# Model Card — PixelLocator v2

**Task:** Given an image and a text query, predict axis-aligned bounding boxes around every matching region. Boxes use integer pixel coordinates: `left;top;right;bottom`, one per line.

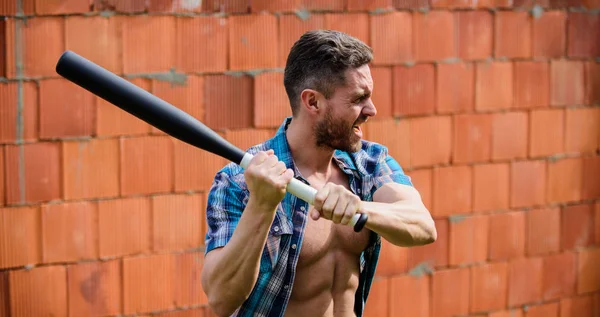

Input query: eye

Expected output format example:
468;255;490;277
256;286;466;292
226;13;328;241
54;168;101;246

354;95;366;104
354;94;370;104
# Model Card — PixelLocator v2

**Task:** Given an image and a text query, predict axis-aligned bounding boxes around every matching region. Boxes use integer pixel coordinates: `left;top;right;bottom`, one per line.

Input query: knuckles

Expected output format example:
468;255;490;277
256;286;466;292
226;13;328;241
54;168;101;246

250;151;277;165
252;151;268;162
315;183;360;207
314;193;327;206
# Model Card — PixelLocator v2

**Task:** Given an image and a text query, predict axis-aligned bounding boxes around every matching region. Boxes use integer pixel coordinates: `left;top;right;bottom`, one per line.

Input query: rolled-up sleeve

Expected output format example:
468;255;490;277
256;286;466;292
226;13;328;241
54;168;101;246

204;170;247;255
372;149;413;192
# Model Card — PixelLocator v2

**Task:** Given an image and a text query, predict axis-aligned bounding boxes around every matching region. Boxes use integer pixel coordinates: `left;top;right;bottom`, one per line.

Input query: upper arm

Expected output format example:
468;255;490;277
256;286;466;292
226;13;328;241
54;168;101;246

373;182;424;205
202;170;246;290
367;147;436;244
370;149;424;206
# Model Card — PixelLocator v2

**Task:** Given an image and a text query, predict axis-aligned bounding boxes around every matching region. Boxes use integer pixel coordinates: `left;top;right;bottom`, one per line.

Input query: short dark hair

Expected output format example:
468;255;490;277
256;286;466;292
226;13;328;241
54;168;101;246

283;30;373;116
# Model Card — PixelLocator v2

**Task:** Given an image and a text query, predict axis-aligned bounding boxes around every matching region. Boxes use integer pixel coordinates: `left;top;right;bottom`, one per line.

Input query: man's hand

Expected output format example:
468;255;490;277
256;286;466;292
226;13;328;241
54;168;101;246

312;183;362;225
244;149;295;210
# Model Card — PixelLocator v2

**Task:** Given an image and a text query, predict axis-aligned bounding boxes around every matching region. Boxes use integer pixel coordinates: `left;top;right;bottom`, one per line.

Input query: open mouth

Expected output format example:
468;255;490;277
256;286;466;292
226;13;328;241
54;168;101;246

353;118;367;132
353;118;367;136
352;125;362;137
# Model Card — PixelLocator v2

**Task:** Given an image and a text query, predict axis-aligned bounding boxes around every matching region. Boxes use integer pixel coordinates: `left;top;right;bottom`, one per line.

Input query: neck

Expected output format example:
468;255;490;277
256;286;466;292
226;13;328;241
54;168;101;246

285;116;335;180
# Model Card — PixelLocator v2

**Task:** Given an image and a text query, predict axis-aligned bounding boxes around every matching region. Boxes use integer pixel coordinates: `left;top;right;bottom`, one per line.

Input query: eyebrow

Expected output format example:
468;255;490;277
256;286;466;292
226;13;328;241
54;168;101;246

351;90;371;100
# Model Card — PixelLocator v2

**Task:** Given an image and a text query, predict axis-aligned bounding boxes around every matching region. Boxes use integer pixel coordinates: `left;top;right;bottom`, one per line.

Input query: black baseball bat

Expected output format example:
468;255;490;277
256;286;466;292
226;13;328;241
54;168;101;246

54;50;368;232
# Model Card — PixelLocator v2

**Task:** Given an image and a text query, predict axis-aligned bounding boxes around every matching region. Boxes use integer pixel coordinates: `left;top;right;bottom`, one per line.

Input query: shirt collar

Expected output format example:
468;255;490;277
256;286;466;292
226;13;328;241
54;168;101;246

267;117;299;173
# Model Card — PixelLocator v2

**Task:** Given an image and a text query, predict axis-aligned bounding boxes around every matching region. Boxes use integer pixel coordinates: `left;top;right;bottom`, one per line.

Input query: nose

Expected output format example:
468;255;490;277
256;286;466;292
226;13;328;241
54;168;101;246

363;98;377;117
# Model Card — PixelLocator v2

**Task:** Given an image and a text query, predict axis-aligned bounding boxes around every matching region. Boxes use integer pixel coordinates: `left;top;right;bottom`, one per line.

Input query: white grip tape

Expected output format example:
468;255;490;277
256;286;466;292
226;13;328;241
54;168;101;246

240;152;254;169
240;152;362;228
286;177;317;205
349;213;361;227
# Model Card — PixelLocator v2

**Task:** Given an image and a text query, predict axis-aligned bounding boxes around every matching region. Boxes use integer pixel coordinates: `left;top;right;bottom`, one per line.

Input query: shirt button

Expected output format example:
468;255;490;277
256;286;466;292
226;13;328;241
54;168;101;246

300;206;305;211
292;244;297;249
274;226;279;232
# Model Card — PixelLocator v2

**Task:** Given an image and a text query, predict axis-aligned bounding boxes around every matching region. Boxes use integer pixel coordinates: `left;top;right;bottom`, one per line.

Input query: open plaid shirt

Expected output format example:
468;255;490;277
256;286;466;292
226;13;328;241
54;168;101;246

205;117;413;317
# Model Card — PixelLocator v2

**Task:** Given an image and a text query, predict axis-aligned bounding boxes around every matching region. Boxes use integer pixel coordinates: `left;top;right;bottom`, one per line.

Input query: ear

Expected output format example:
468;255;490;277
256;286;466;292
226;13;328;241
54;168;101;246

299;89;321;114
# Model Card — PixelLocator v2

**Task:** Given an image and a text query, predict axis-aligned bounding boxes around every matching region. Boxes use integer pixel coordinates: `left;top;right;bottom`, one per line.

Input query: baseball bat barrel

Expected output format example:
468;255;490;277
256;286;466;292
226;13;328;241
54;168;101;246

55;50;368;232
55;50;246;165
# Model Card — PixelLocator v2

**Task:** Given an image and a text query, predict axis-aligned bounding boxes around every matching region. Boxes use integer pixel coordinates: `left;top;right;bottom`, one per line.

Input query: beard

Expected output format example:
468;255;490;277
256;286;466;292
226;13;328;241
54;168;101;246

314;107;363;153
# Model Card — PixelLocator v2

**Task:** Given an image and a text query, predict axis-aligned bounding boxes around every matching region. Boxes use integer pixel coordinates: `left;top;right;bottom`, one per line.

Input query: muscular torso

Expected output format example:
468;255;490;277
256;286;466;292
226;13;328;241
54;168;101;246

284;165;371;317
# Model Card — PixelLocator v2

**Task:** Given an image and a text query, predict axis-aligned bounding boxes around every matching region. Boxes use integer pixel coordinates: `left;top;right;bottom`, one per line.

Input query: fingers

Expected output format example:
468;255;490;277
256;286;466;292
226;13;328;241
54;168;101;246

250;149;274;161
275;168;294;189
314;183;361;225
281;168;294;180
331;198;349;224
248;150;272;170
262;153;279;169
243;150;294;208
314;185;330;212
245;150;291;187
321;190;339;221
249;151;267;165
249;150;283;172
310;208;321;221
340;197;360;225
274;161;287;175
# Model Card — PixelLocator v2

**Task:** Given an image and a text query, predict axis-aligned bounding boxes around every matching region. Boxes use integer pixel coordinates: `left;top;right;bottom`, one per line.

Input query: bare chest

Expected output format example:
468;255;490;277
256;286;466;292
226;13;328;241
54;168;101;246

296;169;370;268
286;165;370;309
297;213;370;268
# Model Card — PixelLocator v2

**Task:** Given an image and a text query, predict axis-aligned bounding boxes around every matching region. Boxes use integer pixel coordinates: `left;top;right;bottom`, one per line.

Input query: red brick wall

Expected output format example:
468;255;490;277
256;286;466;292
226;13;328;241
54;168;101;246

1;1;599;317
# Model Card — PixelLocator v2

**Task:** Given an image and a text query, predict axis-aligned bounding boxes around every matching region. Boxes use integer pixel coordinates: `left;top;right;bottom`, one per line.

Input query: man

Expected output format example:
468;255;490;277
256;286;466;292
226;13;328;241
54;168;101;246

200;30;437;317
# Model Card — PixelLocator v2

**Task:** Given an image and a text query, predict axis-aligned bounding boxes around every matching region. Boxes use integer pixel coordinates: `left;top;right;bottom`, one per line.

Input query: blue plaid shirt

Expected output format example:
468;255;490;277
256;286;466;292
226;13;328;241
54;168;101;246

205;117;413;317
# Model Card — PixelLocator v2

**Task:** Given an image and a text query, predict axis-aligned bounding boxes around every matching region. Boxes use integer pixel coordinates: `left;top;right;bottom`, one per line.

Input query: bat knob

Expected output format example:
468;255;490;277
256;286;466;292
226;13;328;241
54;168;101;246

353;213;368;232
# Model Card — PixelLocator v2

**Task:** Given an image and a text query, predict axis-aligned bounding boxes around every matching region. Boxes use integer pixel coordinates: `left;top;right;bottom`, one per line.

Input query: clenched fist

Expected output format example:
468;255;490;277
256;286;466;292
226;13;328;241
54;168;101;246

311;183;362;225
244;149;295;210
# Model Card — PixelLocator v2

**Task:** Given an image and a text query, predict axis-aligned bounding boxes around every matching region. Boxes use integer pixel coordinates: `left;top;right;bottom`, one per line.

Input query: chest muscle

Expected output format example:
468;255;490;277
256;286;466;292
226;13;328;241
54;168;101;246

296;169;370;268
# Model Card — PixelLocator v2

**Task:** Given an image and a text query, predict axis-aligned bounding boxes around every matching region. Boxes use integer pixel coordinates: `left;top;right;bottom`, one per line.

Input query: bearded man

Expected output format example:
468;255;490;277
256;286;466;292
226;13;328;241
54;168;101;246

201;30;437;317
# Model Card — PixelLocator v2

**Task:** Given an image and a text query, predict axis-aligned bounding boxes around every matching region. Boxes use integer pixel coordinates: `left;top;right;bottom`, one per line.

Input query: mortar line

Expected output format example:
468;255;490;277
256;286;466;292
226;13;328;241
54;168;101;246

15;0;25;203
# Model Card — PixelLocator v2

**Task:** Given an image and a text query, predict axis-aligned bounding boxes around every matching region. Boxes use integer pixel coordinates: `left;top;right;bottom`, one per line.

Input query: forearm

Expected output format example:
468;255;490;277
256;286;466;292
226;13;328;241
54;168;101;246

203;199;277;315
361;200;437;247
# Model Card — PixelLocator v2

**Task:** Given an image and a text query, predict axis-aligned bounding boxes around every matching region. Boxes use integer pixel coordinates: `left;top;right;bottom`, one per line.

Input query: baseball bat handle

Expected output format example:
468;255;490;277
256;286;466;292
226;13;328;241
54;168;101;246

240;153;367;232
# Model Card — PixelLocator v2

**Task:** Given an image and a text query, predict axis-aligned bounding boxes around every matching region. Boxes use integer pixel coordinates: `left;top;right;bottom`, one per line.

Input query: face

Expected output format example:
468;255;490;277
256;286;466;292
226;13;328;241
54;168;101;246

314;64;377;153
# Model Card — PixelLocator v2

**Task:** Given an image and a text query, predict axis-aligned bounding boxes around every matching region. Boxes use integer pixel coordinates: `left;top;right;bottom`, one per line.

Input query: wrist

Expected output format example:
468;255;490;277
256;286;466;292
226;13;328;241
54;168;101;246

247;197;279;214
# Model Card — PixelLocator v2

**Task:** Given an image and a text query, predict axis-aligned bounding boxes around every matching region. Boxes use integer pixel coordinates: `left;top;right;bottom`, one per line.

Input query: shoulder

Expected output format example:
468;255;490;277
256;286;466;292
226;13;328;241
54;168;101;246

335;140;392;174
357;139;390;160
